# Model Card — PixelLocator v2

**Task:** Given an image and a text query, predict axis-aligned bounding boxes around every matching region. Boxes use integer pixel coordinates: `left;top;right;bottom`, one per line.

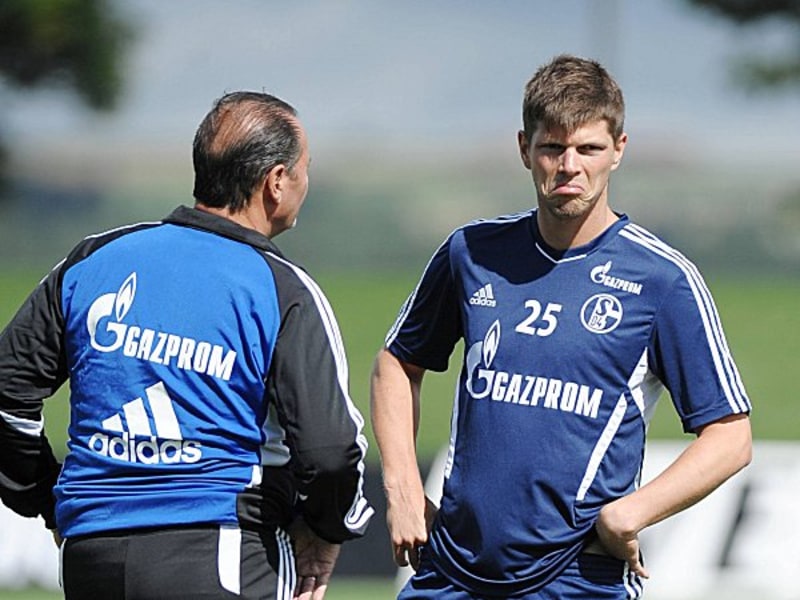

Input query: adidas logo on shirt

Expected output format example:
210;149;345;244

469;283;497;307
88;381;202;464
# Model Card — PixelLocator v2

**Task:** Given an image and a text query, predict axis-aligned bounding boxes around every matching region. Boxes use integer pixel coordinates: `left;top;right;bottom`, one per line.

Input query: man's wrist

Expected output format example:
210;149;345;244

599;496;642;538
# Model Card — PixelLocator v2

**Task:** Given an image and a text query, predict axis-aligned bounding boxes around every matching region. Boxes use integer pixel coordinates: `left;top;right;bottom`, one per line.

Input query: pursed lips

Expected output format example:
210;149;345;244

552;180;584;195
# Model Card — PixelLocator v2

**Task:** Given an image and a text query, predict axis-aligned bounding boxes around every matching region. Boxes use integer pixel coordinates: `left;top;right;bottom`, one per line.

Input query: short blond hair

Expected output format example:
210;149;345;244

522;54;625;142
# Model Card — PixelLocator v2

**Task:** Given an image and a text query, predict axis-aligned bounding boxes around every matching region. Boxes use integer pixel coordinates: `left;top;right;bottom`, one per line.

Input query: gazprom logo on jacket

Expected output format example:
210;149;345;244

86;272;237;381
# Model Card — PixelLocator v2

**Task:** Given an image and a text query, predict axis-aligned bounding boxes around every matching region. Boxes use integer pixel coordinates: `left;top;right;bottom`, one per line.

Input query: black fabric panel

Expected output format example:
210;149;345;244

263;254;371;543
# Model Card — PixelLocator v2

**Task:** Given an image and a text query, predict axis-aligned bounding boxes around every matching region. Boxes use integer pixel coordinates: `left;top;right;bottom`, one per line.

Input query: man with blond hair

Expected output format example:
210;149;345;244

371;55;752;599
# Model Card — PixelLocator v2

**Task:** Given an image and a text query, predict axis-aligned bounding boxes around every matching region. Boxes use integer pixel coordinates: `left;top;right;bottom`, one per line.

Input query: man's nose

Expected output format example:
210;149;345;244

558;148;580;174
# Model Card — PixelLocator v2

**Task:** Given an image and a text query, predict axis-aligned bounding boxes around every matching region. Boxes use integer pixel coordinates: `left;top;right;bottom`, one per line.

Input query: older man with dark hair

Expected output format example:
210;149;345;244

0;91;373;600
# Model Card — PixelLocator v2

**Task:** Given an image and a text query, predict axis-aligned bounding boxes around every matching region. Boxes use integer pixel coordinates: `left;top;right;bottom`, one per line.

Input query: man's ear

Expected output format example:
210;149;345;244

264;164;288;204
517;130;532;170
611;133;628;171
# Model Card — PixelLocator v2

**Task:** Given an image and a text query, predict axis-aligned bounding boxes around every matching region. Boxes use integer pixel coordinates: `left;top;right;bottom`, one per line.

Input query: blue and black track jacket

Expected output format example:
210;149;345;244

0;205;373;542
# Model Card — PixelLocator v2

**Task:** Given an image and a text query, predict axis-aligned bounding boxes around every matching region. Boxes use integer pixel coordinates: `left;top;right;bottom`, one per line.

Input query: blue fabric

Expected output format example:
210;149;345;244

55;224;281;536
387;210;750;596
399;550;641;599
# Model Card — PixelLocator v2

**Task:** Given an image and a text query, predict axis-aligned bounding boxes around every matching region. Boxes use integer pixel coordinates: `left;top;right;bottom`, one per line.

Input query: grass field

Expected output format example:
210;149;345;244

0;577;397;599
1;268;798;461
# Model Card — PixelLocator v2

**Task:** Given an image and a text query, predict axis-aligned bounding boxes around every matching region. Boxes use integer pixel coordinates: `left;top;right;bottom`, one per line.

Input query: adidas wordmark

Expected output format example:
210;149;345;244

88;381;202;464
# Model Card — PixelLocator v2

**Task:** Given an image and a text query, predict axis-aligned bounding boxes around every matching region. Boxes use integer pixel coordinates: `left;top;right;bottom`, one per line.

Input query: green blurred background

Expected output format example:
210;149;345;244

2;270;799;463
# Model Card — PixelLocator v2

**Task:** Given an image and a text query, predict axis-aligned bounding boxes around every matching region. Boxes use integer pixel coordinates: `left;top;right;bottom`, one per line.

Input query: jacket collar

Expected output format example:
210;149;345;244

163;205;284;256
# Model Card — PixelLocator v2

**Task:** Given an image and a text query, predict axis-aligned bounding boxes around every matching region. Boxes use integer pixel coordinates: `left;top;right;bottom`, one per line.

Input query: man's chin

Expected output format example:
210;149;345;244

542;196;590;219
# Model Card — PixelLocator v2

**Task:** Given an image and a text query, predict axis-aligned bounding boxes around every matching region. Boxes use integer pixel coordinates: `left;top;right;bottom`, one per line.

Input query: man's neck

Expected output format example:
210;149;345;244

195;202;274;238
536;205;619;250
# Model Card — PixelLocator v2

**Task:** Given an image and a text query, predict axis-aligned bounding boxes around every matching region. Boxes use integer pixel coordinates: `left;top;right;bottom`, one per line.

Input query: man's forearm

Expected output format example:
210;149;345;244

595;414;751;578
370;349;430;568
0;414;61;527
370;349;423;490
600;414;752;538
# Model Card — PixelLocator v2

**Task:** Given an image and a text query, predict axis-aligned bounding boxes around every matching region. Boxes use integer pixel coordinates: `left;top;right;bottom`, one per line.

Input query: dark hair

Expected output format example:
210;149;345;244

522;55;625;142
192;91;301;211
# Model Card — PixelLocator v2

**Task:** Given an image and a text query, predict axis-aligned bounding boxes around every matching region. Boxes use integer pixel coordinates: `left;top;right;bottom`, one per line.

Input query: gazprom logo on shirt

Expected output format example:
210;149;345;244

86;272;237;381
464;320;603;419
590;261;642;295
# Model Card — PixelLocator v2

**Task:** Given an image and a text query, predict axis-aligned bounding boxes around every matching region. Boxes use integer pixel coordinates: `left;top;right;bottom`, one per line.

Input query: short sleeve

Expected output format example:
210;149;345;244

648;273;751;433
386;235;462;372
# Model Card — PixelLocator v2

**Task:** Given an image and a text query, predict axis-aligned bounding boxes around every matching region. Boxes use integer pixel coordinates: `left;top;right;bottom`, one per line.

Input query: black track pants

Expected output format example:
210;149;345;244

61;525;296;600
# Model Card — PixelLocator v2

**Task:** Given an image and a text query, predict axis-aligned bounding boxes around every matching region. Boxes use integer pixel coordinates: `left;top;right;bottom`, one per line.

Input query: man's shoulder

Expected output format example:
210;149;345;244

448;210;533;249
459;210;533;232
62;219;165;269
616;220;699;277
259;251;331;307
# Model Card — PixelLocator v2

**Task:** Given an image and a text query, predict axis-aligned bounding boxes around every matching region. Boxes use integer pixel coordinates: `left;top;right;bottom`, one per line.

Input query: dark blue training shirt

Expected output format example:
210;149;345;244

387;210;750;596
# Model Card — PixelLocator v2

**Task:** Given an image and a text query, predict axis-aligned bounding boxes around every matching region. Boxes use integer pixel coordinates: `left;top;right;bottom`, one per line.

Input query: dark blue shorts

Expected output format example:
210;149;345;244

398;551;644;600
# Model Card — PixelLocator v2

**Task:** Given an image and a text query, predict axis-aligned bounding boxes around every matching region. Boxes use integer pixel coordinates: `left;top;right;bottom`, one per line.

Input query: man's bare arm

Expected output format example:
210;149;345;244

370;348;430;570
596;413;752;578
